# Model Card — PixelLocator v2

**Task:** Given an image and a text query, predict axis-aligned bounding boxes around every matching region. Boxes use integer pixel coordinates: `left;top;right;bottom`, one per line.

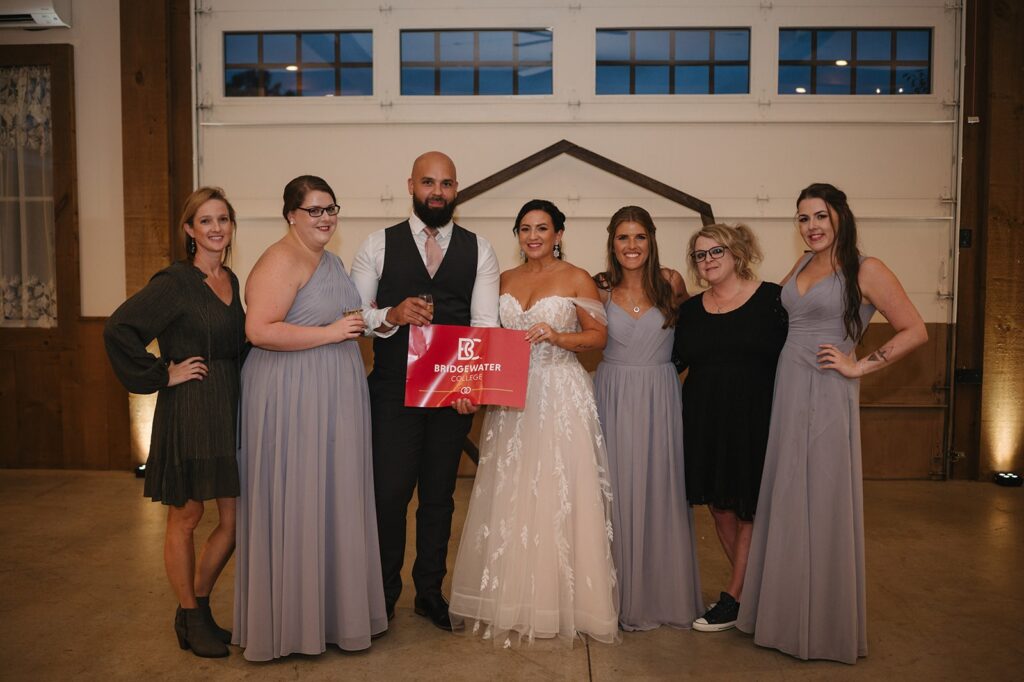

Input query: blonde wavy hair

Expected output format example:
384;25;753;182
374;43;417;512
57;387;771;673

686;222;762;288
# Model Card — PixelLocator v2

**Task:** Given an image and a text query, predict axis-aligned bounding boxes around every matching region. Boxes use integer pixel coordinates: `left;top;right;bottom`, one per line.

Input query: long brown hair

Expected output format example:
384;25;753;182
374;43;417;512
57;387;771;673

797;182;864;341
179;186;236;263
597;206;677;328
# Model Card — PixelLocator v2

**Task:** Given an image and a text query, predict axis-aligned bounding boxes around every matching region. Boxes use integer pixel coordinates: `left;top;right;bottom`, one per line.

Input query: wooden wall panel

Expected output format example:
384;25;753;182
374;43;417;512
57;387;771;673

862;408;945;480
120;0;180;295
118;0;194;281
949;0;1024;480
977;0;1024;478
859;323;949;406
858;322;949;478
101;332;133;471
75;319;131;470
14;351;62;468
0;321;128;471
0;353;17;467
59;344;85;468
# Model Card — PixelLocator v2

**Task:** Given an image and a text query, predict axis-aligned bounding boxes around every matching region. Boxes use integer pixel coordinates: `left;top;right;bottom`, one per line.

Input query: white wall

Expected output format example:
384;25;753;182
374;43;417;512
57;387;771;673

197;0;960;323
0;0;126;317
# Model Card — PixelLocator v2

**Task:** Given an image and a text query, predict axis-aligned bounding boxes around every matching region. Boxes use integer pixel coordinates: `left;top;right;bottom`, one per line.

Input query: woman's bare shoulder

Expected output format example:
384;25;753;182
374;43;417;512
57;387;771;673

500;264;525;287
249;239;308;290
565;264;600;298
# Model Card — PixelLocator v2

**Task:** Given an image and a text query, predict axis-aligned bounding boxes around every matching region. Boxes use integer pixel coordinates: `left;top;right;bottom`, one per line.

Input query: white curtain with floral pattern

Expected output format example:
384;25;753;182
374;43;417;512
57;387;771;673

0;64;57;327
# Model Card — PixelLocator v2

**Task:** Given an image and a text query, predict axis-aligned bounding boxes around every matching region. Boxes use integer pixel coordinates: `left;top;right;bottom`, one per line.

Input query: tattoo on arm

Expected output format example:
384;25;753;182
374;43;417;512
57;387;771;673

867;344;894;363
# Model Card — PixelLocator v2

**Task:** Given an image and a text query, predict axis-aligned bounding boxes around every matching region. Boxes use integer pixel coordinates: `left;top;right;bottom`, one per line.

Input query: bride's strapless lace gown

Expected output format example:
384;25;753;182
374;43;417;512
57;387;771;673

448;294;620;647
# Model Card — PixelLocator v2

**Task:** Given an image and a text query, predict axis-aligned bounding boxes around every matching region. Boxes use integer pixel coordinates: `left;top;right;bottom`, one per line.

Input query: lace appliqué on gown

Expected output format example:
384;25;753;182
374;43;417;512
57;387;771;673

448;295;620;648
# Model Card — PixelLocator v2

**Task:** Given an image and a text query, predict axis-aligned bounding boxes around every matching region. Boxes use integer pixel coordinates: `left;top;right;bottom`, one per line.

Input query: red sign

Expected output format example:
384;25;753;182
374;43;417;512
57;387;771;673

405;324;530;408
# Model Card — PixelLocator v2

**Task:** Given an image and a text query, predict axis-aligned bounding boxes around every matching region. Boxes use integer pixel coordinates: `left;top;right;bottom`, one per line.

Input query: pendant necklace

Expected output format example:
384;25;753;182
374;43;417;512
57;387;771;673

619;288;643;314
709;285;741;313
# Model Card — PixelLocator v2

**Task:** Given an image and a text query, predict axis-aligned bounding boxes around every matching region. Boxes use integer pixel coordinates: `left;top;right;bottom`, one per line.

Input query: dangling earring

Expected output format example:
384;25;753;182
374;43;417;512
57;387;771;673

519;249;526;261
186;235;196;257
553;243;561;259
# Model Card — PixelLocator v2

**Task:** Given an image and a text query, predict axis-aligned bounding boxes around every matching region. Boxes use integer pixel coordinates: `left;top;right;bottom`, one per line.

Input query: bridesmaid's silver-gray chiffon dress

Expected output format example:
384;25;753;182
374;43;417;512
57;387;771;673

738;254;875;664
233;253;387;661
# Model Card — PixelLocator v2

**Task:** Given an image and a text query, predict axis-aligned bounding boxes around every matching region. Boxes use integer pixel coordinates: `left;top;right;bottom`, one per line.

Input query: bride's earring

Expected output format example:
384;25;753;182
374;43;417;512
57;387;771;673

553;242;562;259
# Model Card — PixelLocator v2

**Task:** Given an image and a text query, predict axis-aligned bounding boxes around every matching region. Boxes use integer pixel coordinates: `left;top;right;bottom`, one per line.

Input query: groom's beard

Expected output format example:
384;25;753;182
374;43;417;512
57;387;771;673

413;195;456;228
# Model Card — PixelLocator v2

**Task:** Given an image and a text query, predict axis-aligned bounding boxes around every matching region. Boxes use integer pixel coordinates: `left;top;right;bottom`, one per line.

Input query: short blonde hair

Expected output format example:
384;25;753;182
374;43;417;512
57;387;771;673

686;223;762;287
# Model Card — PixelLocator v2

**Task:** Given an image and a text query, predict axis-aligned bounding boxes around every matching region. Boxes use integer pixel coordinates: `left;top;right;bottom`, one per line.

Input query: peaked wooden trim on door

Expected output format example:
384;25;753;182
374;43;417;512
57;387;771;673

455;139;716;225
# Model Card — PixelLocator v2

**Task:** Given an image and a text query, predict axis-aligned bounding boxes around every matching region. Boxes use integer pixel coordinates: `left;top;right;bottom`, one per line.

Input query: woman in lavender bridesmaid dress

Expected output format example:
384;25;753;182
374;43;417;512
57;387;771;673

737;183;927;664
592;206;703;631
234;176;387;661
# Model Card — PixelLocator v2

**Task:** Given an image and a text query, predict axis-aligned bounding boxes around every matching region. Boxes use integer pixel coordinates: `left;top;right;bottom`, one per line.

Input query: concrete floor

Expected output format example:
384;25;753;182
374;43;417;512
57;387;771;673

1;471;1021;681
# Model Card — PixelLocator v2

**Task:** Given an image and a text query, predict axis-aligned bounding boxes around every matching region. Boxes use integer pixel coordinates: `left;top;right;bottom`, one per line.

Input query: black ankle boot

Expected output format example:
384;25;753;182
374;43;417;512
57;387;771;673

174;606;229;658
196;596;231;644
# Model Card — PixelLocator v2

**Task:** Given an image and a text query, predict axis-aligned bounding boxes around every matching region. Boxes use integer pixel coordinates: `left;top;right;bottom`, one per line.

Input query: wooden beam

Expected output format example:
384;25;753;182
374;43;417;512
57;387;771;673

120;0;173;295
951;0;990;479
168;0;194;262
455;139;715;224
455;140;574;206
978;0;1024;478
120;0;194;292
562;142;715;224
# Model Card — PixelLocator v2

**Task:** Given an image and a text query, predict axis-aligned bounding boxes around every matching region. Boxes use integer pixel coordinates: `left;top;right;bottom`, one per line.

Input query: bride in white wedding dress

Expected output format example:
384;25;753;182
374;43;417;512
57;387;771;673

448;200;620;648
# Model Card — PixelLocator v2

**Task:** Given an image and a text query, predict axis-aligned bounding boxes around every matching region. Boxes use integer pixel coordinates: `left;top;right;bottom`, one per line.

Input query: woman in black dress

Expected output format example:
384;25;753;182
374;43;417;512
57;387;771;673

104;187;246;658
673;223;787;632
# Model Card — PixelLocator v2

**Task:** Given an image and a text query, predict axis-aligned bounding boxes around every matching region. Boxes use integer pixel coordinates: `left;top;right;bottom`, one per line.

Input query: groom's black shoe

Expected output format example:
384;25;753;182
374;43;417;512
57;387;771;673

385;600;395;621
414;593;458;631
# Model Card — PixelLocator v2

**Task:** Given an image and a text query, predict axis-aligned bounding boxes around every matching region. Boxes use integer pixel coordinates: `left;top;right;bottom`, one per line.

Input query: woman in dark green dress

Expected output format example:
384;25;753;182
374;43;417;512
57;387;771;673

104;187;246;658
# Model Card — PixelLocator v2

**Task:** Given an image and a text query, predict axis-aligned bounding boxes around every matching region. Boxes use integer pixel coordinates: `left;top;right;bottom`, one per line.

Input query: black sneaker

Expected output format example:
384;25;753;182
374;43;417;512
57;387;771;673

693;591;739;632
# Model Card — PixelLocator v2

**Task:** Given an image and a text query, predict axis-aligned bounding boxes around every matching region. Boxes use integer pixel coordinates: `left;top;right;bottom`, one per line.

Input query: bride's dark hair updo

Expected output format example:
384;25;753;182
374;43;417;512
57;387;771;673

513;199;567;260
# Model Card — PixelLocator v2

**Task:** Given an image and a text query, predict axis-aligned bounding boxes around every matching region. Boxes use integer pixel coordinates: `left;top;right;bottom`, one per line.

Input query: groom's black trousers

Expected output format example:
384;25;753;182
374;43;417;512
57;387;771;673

369;379;474;605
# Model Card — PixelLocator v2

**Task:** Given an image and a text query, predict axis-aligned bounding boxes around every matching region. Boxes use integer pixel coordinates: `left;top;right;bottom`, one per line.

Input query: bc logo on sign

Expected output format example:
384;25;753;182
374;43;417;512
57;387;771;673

457;337;481;361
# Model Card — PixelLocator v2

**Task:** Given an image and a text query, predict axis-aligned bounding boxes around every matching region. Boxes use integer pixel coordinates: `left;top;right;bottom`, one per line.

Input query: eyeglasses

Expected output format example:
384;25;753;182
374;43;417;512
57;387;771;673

690;245;728;263
296;204;340;218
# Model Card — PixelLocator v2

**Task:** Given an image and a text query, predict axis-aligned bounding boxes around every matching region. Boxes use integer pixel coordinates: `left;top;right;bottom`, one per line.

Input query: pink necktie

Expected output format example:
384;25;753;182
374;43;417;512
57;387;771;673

424;227;442;277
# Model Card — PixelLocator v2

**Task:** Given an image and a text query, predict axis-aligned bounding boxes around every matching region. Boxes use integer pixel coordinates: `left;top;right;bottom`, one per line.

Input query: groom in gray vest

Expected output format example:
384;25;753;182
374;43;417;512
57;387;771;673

350;151;499;630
